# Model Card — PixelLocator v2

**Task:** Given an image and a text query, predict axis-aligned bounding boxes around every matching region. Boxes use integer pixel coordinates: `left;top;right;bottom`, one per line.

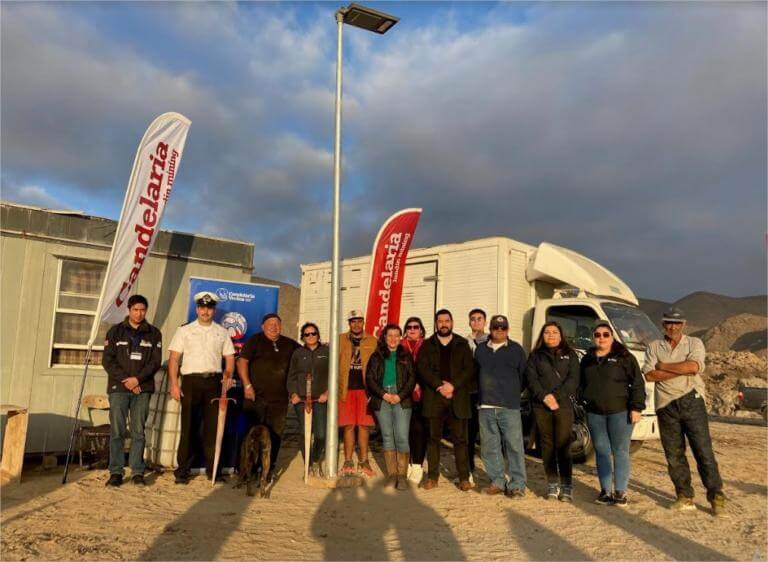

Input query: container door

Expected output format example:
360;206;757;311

398;261;438;334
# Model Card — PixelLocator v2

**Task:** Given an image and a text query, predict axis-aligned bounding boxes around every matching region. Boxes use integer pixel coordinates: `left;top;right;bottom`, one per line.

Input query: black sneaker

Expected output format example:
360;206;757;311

131;474;146;486
174;473;190;485
613;491;629;506
265;468;276;484
559;486;573;502
546;484;560;500
595;490;614;505
105;474;123;487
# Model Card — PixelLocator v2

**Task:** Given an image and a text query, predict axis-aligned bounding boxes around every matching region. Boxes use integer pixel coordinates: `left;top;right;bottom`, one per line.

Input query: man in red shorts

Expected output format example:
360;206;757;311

337;310;377;476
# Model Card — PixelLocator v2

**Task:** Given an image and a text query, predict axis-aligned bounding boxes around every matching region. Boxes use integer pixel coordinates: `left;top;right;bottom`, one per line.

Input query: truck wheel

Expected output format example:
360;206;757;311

629;440;644;454
571;420;594;464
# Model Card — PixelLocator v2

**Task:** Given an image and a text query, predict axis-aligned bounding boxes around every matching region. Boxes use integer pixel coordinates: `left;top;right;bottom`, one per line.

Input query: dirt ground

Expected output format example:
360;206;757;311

2;421;766;561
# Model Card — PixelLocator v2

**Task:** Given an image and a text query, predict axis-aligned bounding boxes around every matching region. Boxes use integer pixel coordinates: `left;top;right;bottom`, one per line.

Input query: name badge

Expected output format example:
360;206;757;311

130;352;143;361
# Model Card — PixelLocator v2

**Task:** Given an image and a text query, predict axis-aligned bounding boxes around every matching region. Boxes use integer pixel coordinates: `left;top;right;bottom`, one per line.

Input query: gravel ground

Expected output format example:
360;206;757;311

1;421;766;561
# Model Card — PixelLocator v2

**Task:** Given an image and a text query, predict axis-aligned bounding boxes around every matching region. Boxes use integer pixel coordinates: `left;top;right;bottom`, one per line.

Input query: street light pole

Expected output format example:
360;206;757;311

324;2;399;480
325;8;345;479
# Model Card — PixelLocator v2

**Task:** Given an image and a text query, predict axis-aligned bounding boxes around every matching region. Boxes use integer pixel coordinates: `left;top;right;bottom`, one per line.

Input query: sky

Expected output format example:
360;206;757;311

1;1;766;301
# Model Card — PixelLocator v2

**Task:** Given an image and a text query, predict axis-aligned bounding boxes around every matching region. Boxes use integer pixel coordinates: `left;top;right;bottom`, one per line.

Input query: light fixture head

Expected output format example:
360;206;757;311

339;3;399;34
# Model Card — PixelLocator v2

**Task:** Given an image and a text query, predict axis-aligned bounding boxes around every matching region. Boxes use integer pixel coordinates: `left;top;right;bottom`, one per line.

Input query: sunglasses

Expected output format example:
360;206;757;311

302;331;318;338
406;325;421;330
492;326;508;331
593;331;612;339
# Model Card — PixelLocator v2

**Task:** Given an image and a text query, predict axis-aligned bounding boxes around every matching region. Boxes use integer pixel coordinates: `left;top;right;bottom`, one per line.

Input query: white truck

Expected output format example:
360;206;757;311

298;236;661;458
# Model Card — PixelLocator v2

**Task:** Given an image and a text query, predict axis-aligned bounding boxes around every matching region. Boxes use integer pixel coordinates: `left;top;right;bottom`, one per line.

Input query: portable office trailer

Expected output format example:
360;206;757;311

0;202;255;454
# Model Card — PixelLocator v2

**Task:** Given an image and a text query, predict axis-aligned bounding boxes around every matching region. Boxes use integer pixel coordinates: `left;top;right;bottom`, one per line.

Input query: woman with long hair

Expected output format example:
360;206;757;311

526;321;580;501
580;320;646;506
366;324;417;489
401;316;428;483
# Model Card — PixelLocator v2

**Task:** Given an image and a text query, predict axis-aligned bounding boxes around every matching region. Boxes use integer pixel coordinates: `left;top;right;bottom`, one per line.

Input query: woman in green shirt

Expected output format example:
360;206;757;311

366;323;417;489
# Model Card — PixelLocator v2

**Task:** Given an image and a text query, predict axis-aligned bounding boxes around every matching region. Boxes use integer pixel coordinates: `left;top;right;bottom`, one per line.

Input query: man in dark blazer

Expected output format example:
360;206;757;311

416;309;475;491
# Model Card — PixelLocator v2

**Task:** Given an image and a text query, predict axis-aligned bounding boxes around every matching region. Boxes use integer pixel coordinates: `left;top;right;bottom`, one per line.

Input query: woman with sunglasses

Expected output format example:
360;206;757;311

580;321;646;506
526;321;580;502
366;323;417;490
402;316;428;484
287;322;329;477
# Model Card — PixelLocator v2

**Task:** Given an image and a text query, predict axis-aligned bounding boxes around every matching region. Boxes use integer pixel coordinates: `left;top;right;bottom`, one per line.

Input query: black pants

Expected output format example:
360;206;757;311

427;402;469;481
533;405;574;486
657;391;723;501
175;374;220;477
294;402;327;464
243;399;287;470
467;393;479;472
409;404;428;465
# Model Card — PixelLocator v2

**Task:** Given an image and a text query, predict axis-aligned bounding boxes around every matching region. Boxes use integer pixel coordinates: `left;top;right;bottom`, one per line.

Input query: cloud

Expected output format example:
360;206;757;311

344;2;766;299
1;2;765;300
1;180;65;210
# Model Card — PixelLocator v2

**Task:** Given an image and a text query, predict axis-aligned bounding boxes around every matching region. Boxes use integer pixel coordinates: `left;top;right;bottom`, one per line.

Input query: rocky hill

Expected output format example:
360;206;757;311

639;292;766;334
701;313;768;356
703;351;767;415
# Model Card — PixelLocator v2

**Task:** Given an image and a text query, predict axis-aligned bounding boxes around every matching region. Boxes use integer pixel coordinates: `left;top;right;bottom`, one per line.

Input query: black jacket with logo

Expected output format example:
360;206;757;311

102;319;162;394
579;348;646;415
416;333;475;419
286;344;329;399
526;347;581;407
366;347;417;411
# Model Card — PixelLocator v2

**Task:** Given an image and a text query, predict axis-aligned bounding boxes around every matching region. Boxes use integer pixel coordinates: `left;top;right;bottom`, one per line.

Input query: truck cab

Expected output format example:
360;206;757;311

527;242;660;450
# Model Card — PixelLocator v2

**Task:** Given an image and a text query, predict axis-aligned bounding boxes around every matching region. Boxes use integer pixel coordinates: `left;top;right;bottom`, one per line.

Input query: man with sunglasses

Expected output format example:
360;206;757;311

474;315;528;497
643;307;726;515
287;323;329;477
237;313;299;482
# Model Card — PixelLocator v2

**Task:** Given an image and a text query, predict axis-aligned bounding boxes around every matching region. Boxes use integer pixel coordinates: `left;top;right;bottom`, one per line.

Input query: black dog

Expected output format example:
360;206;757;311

235;425;271;497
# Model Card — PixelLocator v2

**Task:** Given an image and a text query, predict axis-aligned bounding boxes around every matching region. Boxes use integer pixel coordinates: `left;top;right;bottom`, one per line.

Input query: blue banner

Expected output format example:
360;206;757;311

187;277;279;352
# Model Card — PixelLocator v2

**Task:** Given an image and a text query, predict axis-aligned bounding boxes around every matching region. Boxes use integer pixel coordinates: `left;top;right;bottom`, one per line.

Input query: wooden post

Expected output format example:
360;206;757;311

1;405;29;486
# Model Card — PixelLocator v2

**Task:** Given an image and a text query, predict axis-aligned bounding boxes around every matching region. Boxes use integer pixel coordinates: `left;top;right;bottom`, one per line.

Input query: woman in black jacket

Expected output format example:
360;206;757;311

366;324;416;490
526;322;580;502
580;320;646;506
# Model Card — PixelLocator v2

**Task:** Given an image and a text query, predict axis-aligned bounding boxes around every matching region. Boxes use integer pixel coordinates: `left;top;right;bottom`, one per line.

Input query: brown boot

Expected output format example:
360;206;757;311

396;452;409;491
383;450;397;485
421;478;438;490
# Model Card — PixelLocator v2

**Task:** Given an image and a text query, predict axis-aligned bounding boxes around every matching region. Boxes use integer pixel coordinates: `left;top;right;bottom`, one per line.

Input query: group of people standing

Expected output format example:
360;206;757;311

102;292;726;515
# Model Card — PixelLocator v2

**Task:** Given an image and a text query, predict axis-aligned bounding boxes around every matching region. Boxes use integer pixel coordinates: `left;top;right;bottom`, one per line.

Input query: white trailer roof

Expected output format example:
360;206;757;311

526;242;638;305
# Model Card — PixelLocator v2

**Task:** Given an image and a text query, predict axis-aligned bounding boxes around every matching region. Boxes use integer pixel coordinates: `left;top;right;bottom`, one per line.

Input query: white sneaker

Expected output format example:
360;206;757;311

408;464;424;483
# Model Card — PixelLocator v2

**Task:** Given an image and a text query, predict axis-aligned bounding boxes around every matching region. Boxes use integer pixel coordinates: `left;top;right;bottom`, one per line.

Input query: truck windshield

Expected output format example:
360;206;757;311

602;303;662;350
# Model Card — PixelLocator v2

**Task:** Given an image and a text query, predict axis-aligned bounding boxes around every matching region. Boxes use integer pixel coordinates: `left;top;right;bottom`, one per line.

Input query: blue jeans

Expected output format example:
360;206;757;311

479;407;526;491
108;391;150;476
375;386;412;452
587;411;634;493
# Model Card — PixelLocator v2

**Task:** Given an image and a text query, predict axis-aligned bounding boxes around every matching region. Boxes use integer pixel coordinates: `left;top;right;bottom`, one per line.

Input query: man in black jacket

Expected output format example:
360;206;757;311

417;309;475;491
102;294;162;487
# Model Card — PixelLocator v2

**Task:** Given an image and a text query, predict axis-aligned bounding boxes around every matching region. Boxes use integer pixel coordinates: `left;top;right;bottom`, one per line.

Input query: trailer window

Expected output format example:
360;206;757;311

51;259;109;366
545;305;599;352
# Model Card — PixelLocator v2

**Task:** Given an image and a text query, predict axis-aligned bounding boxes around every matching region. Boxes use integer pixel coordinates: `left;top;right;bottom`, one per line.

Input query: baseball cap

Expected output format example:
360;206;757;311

347;309;364;321
489;315;509;330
